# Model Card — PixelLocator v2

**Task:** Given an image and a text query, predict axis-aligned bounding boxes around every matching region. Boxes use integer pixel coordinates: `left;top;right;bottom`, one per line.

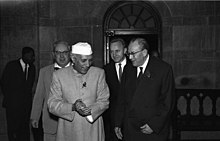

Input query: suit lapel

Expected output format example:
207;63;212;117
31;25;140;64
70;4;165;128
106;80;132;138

48;65;55;83
123;64;137;105
136;56;153;86
133;57;154;99
111;62;120;84
17;60;26;80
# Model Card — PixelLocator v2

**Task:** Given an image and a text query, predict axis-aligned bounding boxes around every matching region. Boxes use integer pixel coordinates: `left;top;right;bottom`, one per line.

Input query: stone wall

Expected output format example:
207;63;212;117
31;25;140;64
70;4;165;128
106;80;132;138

1;1;220;88
0;0;220;140
159;1;220;89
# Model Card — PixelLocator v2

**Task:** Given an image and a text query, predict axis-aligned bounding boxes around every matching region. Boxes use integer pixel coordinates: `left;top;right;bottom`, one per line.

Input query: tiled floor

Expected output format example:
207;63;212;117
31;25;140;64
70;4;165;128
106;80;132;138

0;94;36;141
0;135;8;141
0;130;36;141
0;94;7;141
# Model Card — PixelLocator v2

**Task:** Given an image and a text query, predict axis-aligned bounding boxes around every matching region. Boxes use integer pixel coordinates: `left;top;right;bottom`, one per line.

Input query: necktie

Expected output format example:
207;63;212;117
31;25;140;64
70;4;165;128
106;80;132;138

118;63;122;82
24;63;28;80
137;67;143;83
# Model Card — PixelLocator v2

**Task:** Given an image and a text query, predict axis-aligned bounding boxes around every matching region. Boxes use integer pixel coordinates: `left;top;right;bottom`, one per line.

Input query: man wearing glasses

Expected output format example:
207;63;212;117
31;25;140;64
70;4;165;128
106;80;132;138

31;40;71;141
114;37;175;141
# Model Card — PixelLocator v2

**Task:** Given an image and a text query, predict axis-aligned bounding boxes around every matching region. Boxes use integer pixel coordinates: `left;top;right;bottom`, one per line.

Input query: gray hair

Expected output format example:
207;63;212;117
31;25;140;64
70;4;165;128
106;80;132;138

53;40;70;52
129;37;149;51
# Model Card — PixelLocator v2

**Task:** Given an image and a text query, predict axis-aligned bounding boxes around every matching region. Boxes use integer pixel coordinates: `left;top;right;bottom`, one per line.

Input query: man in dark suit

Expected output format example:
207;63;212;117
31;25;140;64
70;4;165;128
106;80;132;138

114;38;175;141
103;38;131;141
1;47;36;141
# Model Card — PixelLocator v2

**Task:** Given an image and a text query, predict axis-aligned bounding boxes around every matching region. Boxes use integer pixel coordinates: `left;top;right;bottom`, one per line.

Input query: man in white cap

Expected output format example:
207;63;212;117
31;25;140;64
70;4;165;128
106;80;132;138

48;42;109;141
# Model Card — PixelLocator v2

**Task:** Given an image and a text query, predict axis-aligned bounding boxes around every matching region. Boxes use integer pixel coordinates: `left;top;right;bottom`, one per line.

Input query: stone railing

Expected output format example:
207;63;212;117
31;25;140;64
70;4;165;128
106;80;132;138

172;89;220;141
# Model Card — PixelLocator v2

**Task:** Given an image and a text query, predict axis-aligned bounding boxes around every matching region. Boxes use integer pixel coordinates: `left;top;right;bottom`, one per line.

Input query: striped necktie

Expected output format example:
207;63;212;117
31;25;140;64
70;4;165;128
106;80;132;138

137;67;143;83
118;63;122;82
24;63;28;80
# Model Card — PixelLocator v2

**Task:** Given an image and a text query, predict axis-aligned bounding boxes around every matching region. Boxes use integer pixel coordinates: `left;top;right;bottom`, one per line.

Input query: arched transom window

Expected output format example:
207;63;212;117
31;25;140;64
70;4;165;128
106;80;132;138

104;1;162;64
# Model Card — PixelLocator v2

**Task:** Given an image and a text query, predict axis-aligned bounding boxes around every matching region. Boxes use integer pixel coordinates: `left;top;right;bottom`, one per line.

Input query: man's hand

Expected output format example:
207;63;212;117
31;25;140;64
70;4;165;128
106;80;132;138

74;99;91;117
114;127;123;140
140;123;153;134
31;119;39;128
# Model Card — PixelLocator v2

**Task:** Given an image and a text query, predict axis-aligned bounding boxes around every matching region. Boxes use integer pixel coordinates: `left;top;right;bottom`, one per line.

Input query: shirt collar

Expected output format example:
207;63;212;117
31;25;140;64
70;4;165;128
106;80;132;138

138;54;149;73
54;62;71;68
20;58;29;68
115;57;127;68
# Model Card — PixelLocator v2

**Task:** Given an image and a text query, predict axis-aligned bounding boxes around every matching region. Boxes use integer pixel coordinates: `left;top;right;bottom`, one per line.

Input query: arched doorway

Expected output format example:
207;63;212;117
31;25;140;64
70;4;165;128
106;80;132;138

103;1;162;64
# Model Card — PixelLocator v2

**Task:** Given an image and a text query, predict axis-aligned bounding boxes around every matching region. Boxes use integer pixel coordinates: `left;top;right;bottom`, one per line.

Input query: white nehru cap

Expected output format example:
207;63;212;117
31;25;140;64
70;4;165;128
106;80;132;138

72;42;93;55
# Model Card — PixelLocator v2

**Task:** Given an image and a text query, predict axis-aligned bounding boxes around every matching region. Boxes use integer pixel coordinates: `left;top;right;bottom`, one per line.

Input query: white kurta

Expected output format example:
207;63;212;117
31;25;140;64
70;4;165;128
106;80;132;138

48;66;109;141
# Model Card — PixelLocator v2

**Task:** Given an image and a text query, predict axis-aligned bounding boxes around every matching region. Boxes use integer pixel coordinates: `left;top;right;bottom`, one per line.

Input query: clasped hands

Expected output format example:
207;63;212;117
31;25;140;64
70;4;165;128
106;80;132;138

73;99;91;117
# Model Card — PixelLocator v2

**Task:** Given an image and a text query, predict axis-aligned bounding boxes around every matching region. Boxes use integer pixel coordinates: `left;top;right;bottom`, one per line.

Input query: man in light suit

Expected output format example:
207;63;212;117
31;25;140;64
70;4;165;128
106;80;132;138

30;41;71;141
47;42;109;141
114;38;175;141
103;38;131;141
1;47;36;141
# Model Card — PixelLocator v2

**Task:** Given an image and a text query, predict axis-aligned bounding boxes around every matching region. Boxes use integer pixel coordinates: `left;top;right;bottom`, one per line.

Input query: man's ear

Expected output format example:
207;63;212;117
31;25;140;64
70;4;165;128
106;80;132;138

52;52;55;59
124;48;127;54
142;49;148;56
52;51;55;55
70;54;76;63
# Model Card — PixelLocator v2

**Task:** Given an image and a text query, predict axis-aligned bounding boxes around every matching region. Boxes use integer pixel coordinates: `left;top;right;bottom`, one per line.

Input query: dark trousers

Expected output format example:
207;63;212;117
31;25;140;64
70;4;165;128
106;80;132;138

104;117;119;141
6;108;30;141
32;115;43;141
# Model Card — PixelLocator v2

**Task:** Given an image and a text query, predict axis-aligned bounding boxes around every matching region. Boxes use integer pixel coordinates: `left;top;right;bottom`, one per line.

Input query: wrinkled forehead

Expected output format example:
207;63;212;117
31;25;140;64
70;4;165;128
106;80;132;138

128;41;141;51
75;54;93;60
55;43;69;51
25;51;35;57
110;41;124;50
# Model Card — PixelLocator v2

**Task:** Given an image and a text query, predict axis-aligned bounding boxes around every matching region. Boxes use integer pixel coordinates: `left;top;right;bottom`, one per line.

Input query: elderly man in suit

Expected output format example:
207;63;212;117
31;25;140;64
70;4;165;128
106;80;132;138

1;47;36;141
48;42;109;141
114;37;175;141
30;41;71;141
103;38;131;141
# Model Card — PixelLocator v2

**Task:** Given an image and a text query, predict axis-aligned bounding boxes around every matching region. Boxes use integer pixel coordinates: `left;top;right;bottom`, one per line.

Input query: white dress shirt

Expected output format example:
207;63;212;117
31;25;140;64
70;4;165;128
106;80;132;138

137;54;149;76
54;62;71;69
115;58;127;80
20;58;29;72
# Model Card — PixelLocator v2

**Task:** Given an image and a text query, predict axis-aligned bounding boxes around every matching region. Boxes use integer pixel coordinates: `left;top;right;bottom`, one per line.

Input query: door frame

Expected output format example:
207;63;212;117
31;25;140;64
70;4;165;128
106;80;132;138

103;1;162;64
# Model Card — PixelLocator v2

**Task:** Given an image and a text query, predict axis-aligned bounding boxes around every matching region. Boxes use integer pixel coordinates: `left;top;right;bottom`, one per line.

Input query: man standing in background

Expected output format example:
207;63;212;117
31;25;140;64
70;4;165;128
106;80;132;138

1;47;36;141
31;41;71;141
103;38;131;141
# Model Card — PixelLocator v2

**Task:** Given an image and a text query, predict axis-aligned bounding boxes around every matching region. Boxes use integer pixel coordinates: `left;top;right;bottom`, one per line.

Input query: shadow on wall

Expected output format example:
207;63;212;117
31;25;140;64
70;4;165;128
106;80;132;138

175;73;215;89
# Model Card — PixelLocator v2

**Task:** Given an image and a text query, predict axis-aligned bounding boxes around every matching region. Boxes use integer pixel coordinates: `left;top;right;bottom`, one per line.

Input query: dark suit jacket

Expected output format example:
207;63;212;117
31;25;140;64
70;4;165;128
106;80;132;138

104;61;120;123
103;60;132;140
115;56;175;141
1;59;35;130
104;60;132;123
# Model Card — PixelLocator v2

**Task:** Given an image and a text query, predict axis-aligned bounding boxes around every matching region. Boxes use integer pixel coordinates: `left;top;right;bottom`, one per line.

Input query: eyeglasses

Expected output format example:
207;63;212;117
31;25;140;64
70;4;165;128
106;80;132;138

54;51;69;56
126;49;143;57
